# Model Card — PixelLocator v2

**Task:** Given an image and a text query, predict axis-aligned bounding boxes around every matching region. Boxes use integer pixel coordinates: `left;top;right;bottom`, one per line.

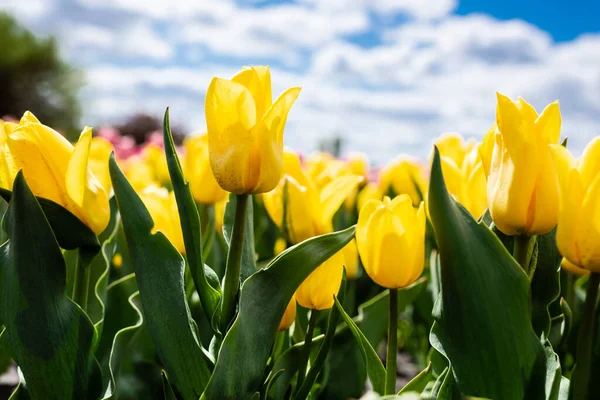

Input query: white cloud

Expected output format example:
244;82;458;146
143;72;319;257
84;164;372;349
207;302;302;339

64;20;173;61
3;0;600;164
0;0;55;20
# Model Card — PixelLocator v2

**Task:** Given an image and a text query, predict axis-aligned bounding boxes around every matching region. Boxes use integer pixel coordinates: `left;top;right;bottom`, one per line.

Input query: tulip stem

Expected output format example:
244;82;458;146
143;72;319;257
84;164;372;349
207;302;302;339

385;288;398;395
296;310;318;393
573;273;600;400
72;252;91;312
513;235;536;278
219;194;249;332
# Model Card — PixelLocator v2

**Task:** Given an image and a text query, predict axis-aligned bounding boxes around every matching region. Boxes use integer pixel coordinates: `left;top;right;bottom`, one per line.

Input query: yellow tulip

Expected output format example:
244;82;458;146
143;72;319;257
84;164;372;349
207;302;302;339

263;150;363;244
88;136;114;194
379;156;427;207
487;93;561;236
2;112;110;235
553;138;600;272
479;125;496;177
184;134;228;204
305;152;350;189
138;185;185;254
122;156;159;192
435;133;488;219
342;239;359;280
205;66;301;194
0;120;17;190
356;195;425;289
347;152;369;181
278;296;297;331
141;143;171;186
296;250;345;310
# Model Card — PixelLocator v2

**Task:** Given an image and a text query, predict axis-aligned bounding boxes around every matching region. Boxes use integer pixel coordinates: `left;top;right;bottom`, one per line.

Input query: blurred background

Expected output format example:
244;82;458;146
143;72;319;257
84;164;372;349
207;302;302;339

0;0;598;162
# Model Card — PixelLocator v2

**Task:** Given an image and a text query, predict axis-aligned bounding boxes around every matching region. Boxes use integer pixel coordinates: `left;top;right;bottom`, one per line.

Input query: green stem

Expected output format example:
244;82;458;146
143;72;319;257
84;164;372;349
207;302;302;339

72;253;91;312
219;194;248;332
513;235;535;278
296;310;318;393
385;288;398;395
573;273;600;400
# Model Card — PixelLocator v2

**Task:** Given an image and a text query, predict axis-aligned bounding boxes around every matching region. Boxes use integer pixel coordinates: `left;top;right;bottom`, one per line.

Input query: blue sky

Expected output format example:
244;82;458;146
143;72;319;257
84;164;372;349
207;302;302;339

1;0;599;163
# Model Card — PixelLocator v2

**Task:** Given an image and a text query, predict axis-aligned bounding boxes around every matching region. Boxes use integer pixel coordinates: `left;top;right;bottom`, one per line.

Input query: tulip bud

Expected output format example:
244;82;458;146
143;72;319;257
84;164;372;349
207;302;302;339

296;250;345;310
184;134;228;204
553;138;600;272
357;182;381;212
356;195;425;289
347;152;369;181
138;185;185;254
4;112;110;235
278;296;297;331
487;93;561;236
205;66;301;194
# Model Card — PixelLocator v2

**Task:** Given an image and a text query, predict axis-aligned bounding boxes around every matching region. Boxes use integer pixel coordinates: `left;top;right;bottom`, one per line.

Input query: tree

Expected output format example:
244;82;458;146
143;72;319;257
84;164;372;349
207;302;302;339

0;13;82;140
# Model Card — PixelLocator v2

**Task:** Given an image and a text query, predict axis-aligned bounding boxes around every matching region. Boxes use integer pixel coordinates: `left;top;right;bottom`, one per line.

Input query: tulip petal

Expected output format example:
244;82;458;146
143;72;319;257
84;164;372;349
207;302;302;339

296;250;344;310
561;257;590;276
535;101;561;145
524;152;560;235
205;77;258;193
250;87;301;194
577;174;600;271
577;136;600;186
556;169;585;267
496;93;526;146
319;174;364;227
356;199;383;270
479;125;496;178
232;66;272;119
19;111;41;124
66;127;93;207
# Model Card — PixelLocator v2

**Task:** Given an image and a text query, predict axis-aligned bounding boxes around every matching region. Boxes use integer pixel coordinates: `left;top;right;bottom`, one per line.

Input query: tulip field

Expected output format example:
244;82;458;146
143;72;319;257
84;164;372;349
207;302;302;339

1;66;599;400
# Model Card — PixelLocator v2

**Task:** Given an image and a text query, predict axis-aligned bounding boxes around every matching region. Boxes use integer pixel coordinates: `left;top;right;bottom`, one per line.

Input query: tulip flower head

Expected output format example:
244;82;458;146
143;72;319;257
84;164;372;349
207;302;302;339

356;195;425;289
379;156;427;207
1;112;110;235
139;185;185;254
553;137;600;273
295;250;345;310
205;66;301;194
487;93;561;236
434;133;488;219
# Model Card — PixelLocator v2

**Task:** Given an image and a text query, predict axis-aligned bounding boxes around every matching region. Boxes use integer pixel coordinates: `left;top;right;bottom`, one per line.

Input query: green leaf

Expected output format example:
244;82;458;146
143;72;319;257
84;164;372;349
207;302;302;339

334;296;385;395
0;172;102;400
88;197;120;332
0;187;99;252
109;155;213;400
357;277;428;348
531;228;562;338
162;372;178;400
542;341;563;400
427;147;547;399
96;275;141;399
203;226;356;399
223;193;257;282
269;335;326;400
398;362;433;395
163;109;222;332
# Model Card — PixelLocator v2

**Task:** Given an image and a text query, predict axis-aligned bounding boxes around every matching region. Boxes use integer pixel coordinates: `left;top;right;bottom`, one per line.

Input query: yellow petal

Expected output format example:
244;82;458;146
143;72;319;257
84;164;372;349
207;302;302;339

577;136;600;187
184;134;228;204
232;66;272;119
356;199;383;271
342;239;359;280
550;144;575;191
66;127;93;207
296;250;344;310
250;87;301;194
556;169;585;267
496;93;526;146
479;125;496;178
561;257;590;277
576;174;600;271
319;174;364;228
278;296;296;331
205;77;257;193
535;101;561;145
19;111;40;124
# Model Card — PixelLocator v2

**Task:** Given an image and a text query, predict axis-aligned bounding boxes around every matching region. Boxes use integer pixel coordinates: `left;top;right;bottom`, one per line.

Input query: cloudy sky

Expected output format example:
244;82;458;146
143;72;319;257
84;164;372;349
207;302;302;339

1;0;599;164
